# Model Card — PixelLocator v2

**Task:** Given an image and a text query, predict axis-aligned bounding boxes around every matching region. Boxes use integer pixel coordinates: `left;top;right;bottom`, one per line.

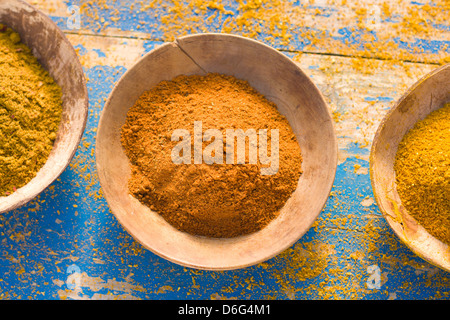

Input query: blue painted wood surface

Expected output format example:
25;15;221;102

0;0;449;300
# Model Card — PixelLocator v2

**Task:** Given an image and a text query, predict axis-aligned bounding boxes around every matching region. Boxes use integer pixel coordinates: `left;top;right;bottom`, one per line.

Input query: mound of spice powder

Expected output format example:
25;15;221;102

394;102;450;245
121;73;303;238
0;26;62;196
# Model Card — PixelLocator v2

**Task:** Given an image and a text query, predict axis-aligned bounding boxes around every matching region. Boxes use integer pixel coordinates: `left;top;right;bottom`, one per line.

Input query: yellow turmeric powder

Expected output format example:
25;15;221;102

394;102;450;245
0;25;62;196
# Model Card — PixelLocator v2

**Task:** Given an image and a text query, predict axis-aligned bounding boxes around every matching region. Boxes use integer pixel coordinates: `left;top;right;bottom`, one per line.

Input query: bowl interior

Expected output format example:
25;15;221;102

0;0;88;213
370;64;450;272
96;33;337;270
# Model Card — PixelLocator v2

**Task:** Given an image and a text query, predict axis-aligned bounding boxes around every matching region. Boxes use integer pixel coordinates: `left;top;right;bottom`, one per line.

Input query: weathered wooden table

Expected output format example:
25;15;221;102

1;0;449;300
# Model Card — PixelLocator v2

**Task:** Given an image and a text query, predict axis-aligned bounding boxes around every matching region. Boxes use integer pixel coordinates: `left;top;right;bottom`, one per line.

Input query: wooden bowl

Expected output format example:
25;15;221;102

370;63;450;272
96;33;337;270
0;0;88;213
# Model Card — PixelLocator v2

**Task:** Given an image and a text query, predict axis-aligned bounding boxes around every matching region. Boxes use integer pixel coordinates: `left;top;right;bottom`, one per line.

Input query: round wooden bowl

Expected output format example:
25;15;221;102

0;0;88;213
96;33;337;270
370;63;450;272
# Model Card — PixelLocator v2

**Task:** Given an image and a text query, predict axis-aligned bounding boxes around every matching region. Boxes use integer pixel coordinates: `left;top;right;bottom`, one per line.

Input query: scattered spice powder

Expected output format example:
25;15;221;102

121;73;303;238
0;25;62;196
394;102;450;245
78;0;450;65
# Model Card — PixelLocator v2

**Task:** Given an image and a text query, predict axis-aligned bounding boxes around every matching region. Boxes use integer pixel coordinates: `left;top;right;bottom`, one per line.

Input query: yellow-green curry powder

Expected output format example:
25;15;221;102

0;26;62;196
394;102;450;245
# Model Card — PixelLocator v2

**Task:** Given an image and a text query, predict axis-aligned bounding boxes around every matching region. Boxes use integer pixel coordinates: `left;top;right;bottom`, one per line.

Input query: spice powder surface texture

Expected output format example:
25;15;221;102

394;102;450;245
0;26;62;196
121;73;303;238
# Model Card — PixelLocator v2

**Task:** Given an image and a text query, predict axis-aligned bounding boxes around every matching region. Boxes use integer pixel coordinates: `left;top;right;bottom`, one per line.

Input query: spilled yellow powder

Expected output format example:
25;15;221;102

75;0;449;64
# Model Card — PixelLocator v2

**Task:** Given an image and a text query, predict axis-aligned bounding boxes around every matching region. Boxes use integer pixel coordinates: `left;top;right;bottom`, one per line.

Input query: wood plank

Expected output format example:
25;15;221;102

33;0;450;64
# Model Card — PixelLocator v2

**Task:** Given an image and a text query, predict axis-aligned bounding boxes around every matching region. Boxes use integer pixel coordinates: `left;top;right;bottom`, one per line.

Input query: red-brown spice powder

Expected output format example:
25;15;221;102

121;73;303;238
